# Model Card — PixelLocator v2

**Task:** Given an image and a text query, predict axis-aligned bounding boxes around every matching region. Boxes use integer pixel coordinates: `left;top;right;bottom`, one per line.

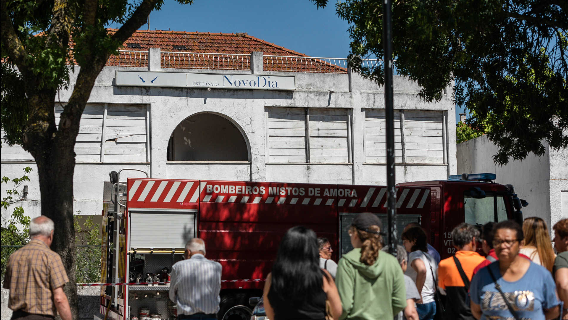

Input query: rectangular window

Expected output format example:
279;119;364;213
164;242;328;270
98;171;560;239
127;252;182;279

363;109;444;164
364;109;403;163
265;107;351;164
309;109;349;163
404;110;444;164
266;107;307;163
53;104;149;163
464;193;508;226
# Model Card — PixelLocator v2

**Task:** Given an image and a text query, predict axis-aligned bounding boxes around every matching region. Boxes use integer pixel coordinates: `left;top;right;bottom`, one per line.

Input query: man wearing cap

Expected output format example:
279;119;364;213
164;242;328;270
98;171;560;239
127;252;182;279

335;213;406;320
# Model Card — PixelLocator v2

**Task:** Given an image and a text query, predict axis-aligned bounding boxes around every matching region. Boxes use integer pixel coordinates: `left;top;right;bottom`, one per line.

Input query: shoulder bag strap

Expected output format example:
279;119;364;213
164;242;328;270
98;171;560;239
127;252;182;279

486;266;519;320
324;259;328;269
429;264;446;312
452;255;471;290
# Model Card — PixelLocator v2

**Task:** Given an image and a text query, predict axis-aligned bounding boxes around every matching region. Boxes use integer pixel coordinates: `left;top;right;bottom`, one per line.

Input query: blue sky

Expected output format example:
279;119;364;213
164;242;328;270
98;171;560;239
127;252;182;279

138;0;465;121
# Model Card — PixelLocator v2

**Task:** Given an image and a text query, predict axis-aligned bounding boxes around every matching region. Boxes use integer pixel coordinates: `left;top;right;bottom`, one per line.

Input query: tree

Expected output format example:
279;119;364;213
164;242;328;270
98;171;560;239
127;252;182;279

312;0;567;164
1;167;32;282
456;121;484;143
1;0;192;316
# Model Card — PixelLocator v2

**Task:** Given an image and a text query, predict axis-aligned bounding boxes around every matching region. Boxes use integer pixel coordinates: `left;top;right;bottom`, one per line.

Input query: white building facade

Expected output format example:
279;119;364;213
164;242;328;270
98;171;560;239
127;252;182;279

2;36;456;219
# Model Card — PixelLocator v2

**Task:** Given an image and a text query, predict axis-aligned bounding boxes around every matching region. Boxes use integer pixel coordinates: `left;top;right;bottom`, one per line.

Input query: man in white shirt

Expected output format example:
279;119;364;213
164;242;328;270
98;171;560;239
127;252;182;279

169;238;222;320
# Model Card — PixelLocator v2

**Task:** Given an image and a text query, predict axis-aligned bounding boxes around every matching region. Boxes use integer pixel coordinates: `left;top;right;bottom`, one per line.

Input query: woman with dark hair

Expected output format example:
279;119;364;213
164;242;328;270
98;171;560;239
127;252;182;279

401;226;438;320
335;213;406;319
263;226;342;320
470;220;560;319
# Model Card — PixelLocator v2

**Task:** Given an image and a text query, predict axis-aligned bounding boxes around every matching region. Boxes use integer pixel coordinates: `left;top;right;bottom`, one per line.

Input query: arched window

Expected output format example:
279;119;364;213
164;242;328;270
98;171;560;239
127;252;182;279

167;113;249;161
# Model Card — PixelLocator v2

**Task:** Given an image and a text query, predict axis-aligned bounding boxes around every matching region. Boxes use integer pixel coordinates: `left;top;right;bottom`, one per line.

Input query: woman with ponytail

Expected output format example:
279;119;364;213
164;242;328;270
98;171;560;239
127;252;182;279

335;213;407;319
263;226;342;320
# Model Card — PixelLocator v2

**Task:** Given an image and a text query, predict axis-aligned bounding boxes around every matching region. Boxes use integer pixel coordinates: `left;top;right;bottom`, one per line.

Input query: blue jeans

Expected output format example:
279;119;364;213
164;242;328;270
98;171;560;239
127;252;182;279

416;301;436;320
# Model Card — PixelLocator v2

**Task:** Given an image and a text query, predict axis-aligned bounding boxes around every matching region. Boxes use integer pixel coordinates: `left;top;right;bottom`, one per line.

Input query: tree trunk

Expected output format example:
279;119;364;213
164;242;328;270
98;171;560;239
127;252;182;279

34;135;78;319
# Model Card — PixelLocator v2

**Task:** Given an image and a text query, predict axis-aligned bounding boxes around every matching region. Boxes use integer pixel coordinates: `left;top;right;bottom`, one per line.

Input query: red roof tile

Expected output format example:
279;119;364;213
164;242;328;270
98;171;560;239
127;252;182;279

105;29;346;73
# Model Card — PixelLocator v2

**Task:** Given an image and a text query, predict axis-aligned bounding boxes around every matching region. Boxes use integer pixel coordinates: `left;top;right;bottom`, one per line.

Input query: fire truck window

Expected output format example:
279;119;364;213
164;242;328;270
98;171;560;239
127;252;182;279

167;113;249;161
464;194;508;226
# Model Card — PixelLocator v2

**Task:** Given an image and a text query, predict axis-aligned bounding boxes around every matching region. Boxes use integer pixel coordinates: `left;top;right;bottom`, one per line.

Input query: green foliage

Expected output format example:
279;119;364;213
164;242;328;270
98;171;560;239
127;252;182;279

1;167;32;282
74;216;102;283
456;121;484;144
312;0;567;164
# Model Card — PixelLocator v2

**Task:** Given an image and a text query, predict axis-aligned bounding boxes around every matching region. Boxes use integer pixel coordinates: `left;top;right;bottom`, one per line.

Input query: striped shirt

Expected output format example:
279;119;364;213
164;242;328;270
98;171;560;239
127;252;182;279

3;239;69;316
169;254;222;315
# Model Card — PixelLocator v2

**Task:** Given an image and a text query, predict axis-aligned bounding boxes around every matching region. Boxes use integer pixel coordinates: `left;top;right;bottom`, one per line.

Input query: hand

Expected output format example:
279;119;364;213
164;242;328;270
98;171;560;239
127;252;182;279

416;299;423;304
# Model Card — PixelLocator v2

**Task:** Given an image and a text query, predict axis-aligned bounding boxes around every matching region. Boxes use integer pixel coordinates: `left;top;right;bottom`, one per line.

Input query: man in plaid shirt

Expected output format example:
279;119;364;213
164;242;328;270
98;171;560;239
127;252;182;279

3;216;72;320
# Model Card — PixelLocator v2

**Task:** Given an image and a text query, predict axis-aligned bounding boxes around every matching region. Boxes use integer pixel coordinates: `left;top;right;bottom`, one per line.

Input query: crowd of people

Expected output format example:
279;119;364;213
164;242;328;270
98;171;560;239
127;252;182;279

264;214;568;320
4;214;568;320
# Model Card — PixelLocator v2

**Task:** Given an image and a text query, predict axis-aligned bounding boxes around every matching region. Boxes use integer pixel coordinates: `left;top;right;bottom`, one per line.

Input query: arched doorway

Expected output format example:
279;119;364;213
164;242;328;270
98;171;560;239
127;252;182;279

167;113;249;161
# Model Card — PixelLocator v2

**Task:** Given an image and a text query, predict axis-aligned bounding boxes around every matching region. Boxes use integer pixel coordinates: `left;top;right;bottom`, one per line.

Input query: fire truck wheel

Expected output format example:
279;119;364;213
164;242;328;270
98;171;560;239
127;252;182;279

221;305;252;320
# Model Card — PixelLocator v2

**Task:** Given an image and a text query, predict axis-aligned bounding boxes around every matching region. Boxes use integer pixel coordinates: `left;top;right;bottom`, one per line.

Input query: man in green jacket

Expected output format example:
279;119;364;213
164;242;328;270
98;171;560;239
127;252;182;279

336;213;407;319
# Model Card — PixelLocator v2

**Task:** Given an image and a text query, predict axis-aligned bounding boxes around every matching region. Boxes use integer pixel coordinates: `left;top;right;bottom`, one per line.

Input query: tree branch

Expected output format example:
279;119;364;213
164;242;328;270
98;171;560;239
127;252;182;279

112;0;160;44
48;0;71;48
506;10;567;30
83;0;97;28
0;0;28;69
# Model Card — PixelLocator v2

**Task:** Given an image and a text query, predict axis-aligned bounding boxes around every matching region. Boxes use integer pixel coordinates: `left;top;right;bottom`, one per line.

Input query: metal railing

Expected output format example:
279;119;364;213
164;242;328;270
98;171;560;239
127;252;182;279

107;50;149;68
107;50;383;74
263;55;348;73
161;52;251;70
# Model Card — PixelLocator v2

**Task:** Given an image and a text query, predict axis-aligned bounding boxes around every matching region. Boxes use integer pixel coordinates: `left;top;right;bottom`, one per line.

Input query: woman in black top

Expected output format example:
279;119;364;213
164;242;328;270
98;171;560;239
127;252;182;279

263;226;342;320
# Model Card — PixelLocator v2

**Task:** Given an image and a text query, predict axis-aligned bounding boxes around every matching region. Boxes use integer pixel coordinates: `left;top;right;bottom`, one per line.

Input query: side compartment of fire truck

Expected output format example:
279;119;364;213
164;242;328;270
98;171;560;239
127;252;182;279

101;178;198;320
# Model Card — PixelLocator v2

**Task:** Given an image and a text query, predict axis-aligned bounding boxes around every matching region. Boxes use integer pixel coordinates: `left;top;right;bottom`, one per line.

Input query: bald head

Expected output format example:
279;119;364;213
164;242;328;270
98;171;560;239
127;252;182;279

30;216;54;246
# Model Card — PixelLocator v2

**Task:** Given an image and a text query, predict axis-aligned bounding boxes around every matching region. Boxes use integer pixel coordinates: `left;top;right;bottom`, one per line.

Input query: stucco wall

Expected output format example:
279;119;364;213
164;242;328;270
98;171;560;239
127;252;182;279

457;135;567;227
2;64;456;218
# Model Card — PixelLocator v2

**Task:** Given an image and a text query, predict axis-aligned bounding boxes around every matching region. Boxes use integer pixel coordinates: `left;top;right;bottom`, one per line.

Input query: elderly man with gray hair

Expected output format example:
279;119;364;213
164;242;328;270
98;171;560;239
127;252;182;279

437;223;485;320
169;238;222;320
3;216;72;320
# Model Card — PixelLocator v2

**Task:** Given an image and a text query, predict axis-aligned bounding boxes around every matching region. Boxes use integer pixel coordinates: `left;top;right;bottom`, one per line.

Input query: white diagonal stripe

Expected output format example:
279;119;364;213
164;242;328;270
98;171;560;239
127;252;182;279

151;181;169;202
137;181;155;201
314;198;322;205
129;180;142;201
265;197;274;204
372;188;387;207
384;188;399;208
302;198;311;205
417;190;430;208
349;199;358;207
277;198;286;204
215;196;225;203
290;198;298;204
396;189;410;208
252;197;262;204
326;199;334;205
360;188;376;207
406;189;422;208
338;199;346;206
241;196;250;203
164;181;181;202
176;182;193;202
203;195;212;202
228;196;237;203
189;183;200;203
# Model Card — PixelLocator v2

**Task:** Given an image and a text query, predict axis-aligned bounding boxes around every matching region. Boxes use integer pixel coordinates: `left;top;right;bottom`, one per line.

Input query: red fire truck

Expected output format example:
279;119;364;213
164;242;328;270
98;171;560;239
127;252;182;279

98;171;526;320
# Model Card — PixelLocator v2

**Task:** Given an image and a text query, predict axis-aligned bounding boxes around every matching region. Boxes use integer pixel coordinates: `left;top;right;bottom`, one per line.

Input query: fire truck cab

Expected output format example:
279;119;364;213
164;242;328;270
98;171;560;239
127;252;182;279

98;171;526;320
